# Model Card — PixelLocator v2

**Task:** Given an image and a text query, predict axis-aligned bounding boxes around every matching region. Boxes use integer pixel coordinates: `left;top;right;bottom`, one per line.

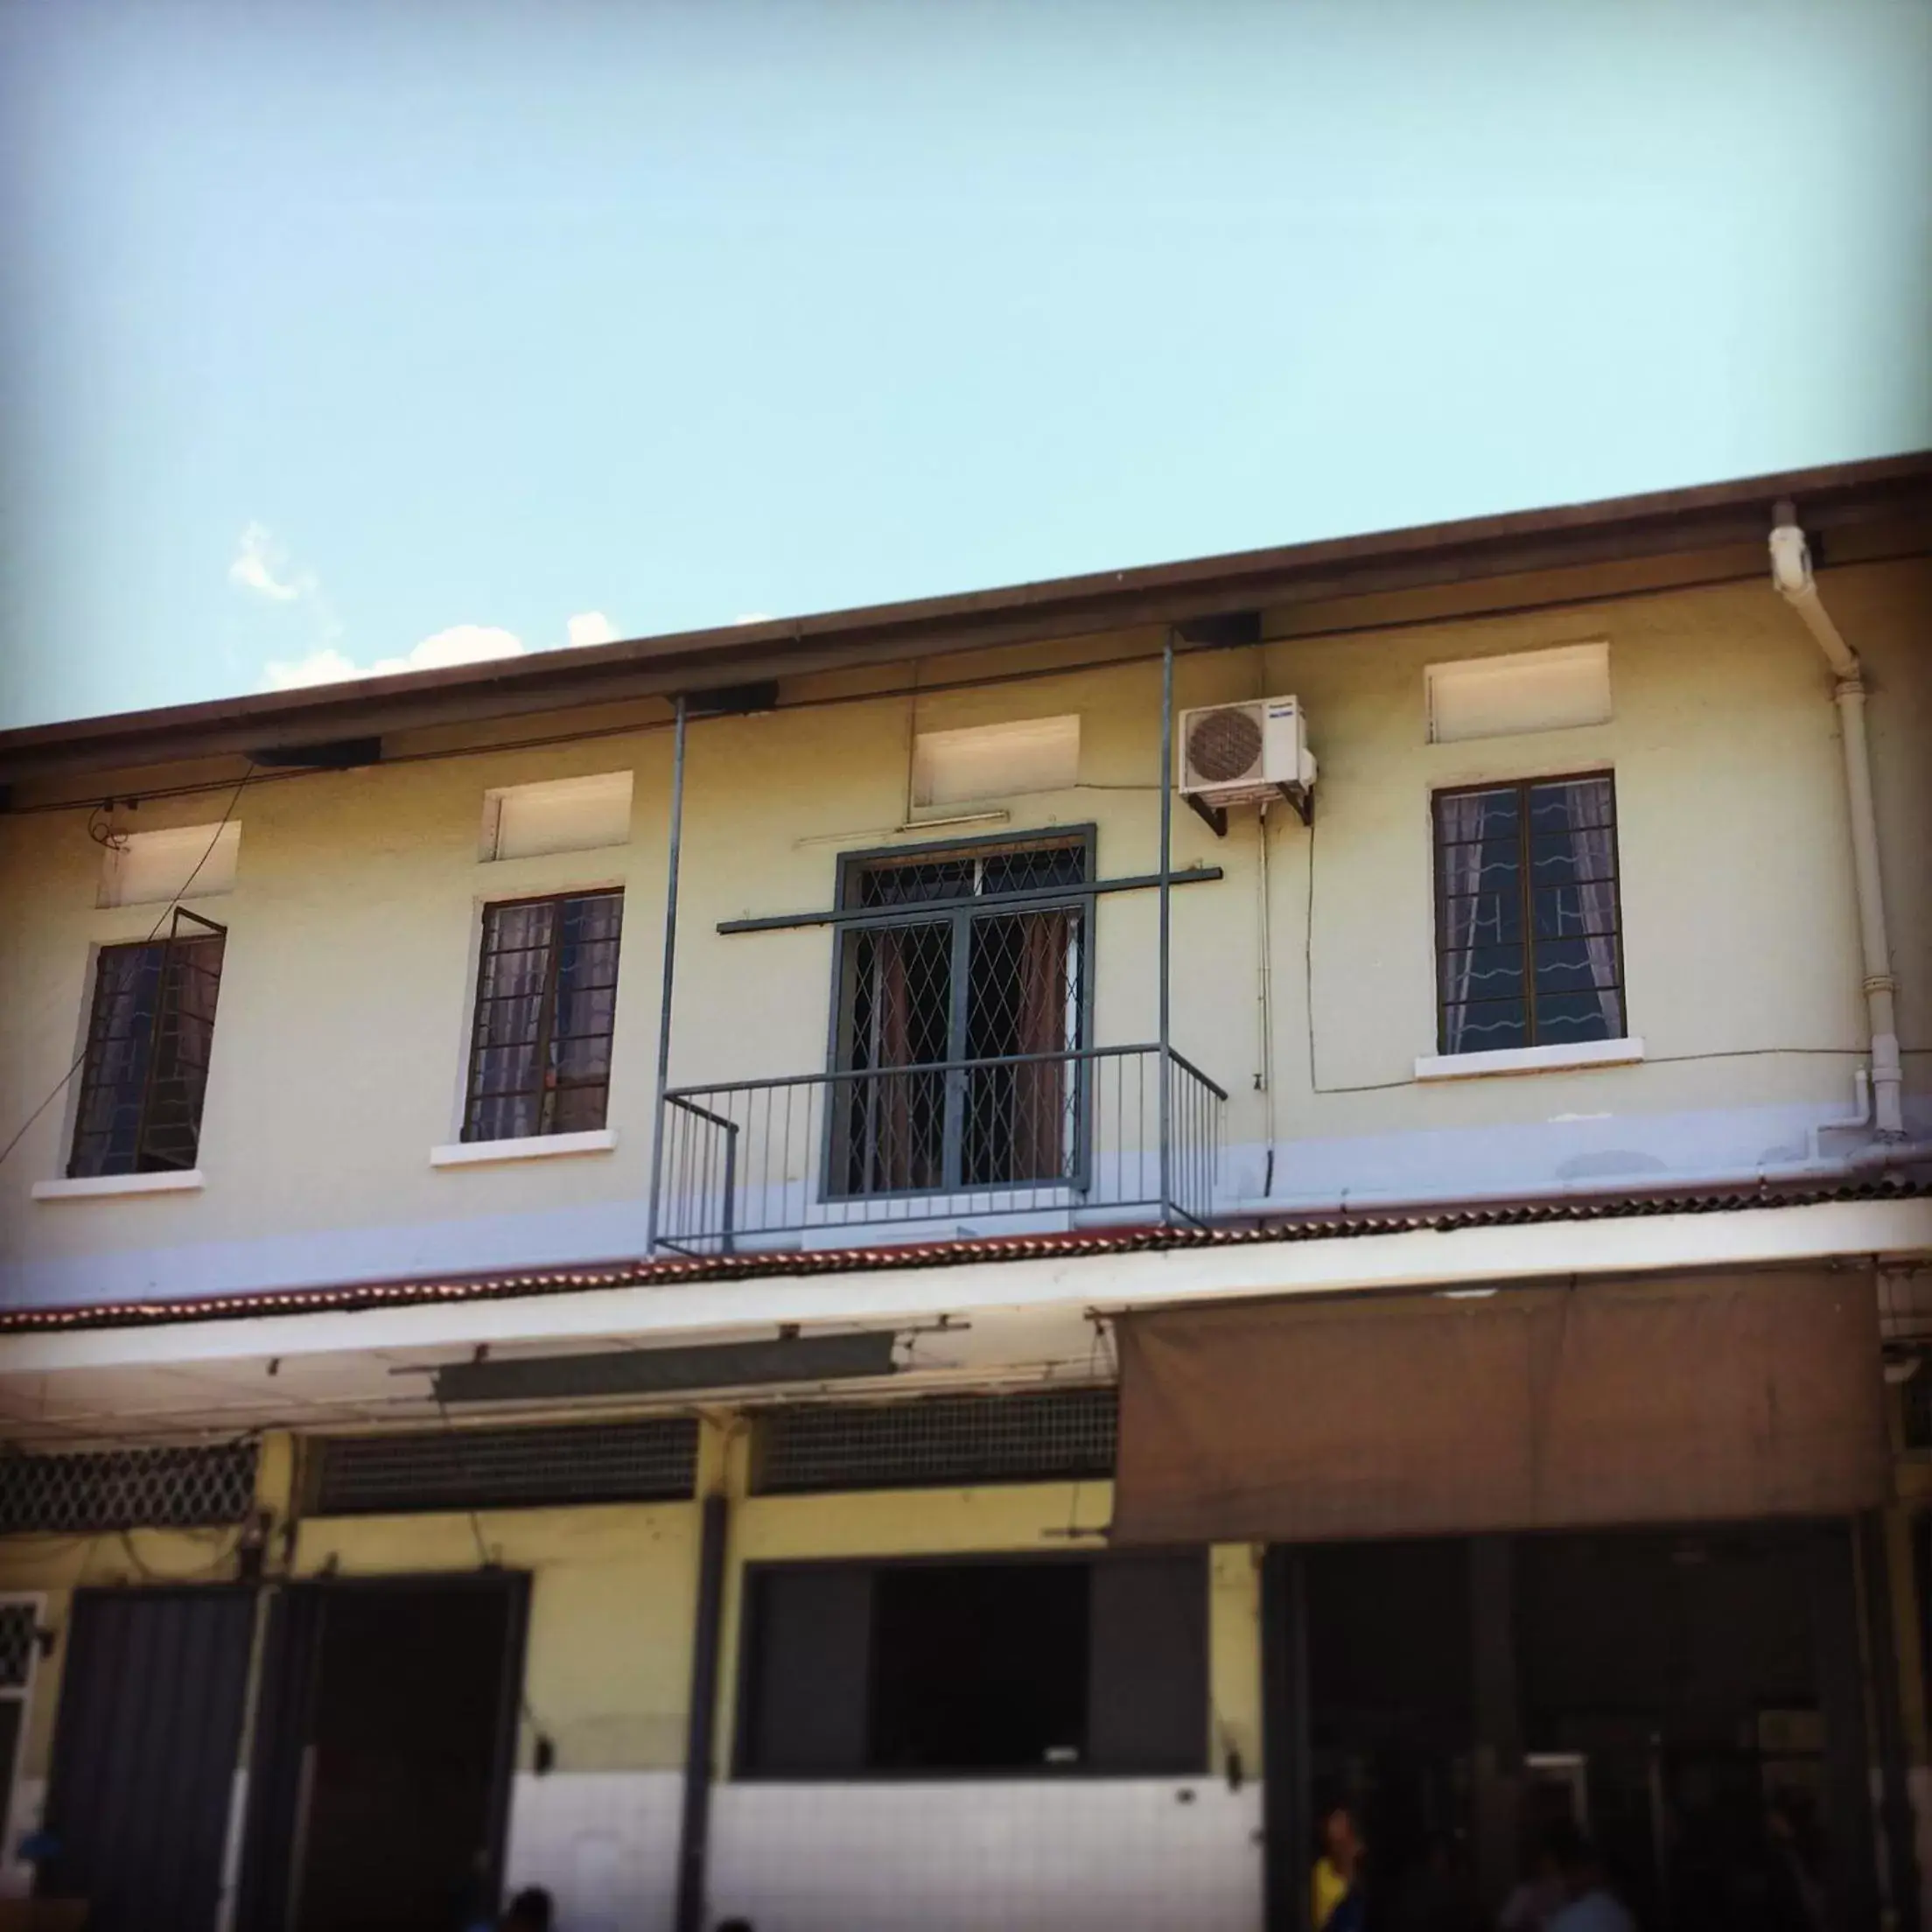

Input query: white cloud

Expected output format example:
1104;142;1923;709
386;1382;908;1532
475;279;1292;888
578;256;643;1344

735;612;774;624
566;610;617;649
264;625;527;691
228;522;315;604
378;625;526;674
262;648;364;690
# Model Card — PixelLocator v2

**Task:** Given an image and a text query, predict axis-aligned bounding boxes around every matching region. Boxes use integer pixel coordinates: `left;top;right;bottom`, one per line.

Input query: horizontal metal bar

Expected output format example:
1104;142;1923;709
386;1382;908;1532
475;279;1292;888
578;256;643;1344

435;1332;900;1404
666;1041;1224;1099
664;1096;740;1134
714;865;1225;935
1161;1046;1231;1102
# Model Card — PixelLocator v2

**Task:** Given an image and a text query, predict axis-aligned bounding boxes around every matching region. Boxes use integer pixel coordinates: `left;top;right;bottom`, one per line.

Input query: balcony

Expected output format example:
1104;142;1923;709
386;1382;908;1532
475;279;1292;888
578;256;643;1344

651;1044;1225;1256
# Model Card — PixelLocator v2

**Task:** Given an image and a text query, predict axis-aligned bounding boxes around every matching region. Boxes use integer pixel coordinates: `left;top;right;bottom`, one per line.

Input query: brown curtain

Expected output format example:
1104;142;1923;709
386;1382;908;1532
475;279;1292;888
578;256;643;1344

1010;911;1071;1181
867;927;920;1191
1111;1271;1888;1545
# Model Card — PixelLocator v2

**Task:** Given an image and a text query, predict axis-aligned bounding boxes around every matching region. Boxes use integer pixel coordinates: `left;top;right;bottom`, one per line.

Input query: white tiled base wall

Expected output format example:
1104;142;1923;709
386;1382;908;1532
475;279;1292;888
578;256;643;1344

502;1771;685;1932
707;1779;1264;1932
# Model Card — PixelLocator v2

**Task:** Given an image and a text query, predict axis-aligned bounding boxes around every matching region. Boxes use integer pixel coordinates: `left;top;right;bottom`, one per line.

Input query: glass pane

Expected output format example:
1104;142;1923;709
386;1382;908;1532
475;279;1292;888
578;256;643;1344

979;844;1087;897
857;859;976;909
1439;945;1525;1006
962;910;1081;1186
1528;776;1614;834
1444;999;1529;1053
70;944;164;1177
1535;990;1621;1044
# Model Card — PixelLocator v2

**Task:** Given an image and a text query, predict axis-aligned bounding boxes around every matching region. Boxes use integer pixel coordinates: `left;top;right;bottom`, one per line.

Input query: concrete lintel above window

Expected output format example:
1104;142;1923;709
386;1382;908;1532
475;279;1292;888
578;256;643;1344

1414;1038;1645;1082
32;1170;206;1202
430;1128;619;1168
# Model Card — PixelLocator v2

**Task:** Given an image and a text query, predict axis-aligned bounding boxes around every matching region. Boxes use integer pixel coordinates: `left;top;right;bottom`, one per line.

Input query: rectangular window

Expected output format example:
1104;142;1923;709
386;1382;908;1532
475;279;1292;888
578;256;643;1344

1433;774;1624;1055
97;820;242;908
911;716;1081;808
830;835;1088;1196
68;910;227;1178
737;1552;1207;1778
480;771;634;863
1425;642;1612;745
464;890;624;1142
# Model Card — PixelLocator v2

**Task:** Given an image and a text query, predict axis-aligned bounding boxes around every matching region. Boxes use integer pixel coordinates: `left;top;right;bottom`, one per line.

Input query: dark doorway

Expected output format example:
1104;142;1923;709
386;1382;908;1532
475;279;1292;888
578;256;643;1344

1303;1538;1480;1929
38;1586;256;1932
238;1574;527;1932
1275;1523;1880;1932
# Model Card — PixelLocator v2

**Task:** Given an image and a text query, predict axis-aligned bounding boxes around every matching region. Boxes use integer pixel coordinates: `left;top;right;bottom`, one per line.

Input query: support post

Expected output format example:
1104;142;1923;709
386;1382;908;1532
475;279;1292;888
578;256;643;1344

1861;1509;1923;1932
645;695;690;1256
1263;1546;1312;1932
1469;1536;1522;1918
674;1491;729;1932
1158;632;1175;1225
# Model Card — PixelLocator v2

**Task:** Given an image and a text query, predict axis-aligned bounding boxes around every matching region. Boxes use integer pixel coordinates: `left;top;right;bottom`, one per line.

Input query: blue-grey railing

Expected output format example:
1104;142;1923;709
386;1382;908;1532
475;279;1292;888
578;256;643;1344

653;1044;1224;1256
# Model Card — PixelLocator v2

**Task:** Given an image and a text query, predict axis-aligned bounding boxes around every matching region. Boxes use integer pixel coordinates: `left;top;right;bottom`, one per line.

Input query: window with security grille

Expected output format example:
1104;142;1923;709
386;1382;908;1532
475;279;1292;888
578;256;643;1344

0;1443;258;1533
464;889;624;1142
68;909;227;1177
754;1388;1116;1494
1433;774;1625;1054
830;835;1089;1196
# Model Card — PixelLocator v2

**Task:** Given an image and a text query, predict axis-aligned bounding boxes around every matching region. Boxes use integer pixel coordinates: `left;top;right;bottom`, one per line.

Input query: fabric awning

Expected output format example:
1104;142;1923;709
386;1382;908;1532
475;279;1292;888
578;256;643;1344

1110;1270;1887;1545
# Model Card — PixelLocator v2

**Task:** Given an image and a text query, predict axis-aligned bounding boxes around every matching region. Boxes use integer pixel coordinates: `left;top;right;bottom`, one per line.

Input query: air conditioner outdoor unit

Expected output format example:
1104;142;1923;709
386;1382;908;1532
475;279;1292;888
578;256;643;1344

1176;696;1317;825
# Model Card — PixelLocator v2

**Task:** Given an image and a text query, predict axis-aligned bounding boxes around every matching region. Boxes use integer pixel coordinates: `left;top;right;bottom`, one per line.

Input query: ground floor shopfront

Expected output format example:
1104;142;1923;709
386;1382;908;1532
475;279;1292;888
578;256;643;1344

0;1256;1927;1931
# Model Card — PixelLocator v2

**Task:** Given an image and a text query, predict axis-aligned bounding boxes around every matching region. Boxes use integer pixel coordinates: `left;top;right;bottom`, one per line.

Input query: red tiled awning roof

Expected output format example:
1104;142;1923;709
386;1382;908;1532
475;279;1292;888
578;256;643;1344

0;1179;1922;1337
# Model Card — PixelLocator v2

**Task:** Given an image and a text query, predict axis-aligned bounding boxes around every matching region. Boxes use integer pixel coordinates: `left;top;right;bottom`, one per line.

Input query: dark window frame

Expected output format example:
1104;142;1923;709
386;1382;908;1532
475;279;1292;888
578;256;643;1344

1432;771;1628;1056
732;1548;1210;1782
462;887;625;1144
820;827;1098;1201
67;907;228;1179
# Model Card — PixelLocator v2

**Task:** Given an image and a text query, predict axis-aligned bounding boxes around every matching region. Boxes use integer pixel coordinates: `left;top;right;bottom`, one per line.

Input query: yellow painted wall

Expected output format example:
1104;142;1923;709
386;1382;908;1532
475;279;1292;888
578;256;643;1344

294;1502;703;1772
0;1478;1266;1788
2;557;1926;1280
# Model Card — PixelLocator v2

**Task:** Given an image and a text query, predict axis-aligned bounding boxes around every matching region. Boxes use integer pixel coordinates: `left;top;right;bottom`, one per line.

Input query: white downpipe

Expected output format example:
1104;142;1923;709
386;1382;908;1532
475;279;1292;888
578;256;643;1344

1254;803;1278;1192
1770;506;1907;1138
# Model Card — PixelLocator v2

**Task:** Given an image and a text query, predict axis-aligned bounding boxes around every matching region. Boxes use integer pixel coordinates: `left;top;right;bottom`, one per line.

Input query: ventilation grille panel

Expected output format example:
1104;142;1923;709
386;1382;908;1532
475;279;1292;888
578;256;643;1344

754;1387;1116;1495
0;1443;259;1534
311;1417;700;1516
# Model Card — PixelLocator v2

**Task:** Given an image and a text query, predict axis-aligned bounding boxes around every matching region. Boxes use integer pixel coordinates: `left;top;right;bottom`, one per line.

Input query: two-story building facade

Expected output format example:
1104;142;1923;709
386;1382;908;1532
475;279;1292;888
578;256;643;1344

1;453;1928;1932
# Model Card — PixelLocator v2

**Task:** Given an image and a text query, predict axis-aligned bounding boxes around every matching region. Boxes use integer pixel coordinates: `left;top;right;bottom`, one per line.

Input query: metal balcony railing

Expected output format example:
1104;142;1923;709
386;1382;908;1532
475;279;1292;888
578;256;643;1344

653;1044;1225;1256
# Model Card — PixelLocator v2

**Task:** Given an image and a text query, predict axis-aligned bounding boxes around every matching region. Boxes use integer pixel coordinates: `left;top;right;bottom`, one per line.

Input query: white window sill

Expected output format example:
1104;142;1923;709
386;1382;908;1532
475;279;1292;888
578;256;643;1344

1414;1037;1645;1082
32;1169;206;1202
430;1128;618;1169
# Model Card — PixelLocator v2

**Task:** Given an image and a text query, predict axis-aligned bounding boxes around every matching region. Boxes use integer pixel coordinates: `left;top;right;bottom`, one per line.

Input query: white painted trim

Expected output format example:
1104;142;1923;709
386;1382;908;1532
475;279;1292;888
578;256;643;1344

430;1128;618;1168
1414;1037;1645;1082
4;1195;1927;1377
31;1170;206;1202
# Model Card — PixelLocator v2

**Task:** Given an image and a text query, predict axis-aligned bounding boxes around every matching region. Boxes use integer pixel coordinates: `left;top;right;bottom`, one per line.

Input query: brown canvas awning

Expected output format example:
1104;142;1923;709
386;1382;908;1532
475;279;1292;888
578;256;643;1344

1111;1270;1888;1544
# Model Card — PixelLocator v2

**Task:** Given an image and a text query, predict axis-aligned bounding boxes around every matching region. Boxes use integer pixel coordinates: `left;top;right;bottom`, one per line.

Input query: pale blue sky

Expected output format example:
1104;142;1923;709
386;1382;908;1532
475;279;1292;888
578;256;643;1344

2;1;1928;729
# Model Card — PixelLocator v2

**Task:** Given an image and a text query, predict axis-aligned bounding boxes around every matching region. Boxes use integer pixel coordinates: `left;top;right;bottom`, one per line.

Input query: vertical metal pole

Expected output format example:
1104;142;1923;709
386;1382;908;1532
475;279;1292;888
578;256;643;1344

646;695;689;1256
1158;632;1175;1224
1860;1509;1922;1932
674;1491;729;1932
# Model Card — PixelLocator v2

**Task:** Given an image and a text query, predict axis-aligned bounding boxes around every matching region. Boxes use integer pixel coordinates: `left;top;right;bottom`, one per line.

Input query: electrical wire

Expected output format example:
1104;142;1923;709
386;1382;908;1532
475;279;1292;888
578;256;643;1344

0;764;256;1173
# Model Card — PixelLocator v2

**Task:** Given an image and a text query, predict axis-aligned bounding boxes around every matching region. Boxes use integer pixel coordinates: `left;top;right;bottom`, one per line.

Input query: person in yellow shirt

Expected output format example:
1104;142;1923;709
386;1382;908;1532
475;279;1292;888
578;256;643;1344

1312;1804;1366;1932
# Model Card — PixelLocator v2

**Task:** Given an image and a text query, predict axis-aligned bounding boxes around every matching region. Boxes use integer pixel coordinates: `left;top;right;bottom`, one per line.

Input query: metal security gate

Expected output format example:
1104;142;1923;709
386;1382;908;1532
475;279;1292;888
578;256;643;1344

39;1586;256;1932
